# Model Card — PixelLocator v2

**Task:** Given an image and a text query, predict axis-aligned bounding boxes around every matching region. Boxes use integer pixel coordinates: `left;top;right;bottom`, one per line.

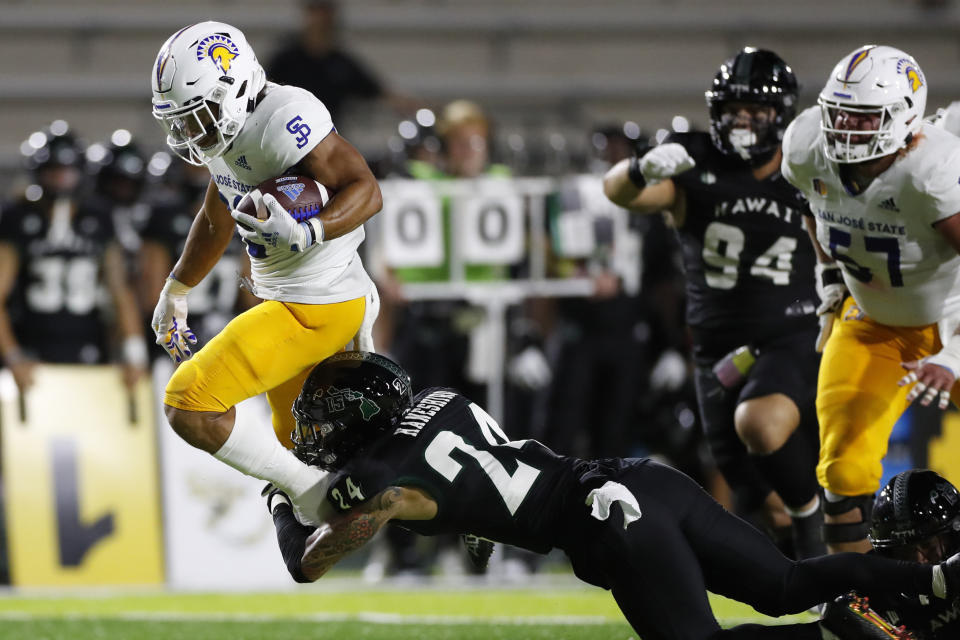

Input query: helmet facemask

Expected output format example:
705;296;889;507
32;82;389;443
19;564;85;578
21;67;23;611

711;101;780;164
818;99;914;164
155;94;239;165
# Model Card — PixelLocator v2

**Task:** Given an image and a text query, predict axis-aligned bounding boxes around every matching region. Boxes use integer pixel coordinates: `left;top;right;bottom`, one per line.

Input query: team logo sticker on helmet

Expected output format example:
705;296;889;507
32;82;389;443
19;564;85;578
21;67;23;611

896;58;924;93
196;34;239;74
321;387;382;421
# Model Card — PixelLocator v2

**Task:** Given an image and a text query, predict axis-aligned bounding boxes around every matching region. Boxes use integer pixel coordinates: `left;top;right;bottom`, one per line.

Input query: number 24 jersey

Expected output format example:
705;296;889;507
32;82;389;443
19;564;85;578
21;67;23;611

324;388;592;553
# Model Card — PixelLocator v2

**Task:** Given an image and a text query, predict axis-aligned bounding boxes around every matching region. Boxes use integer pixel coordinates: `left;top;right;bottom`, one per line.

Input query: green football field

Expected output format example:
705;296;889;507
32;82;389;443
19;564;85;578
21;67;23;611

0;576;817;640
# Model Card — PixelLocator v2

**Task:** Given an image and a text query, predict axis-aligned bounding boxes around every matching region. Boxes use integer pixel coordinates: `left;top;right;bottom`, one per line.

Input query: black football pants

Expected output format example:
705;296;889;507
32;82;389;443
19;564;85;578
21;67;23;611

564;459;934;640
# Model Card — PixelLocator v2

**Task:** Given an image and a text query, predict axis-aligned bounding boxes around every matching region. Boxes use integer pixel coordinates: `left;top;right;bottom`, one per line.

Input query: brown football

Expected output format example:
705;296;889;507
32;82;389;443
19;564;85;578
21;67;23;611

235;175;330;228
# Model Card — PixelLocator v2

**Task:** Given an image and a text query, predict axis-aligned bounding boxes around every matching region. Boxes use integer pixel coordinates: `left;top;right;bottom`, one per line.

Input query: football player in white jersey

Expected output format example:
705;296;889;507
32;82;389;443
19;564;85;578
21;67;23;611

782;45;960;554
149;21;382;525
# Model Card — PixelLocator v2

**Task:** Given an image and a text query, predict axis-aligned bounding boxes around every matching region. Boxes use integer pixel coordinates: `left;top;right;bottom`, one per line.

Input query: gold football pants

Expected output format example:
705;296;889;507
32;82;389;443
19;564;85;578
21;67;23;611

817;297;957;496
164;297;365;447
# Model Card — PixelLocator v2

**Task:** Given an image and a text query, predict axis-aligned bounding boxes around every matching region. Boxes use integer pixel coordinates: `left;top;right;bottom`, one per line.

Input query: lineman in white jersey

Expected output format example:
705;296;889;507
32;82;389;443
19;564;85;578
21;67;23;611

782;44;960;554
149;21;382;525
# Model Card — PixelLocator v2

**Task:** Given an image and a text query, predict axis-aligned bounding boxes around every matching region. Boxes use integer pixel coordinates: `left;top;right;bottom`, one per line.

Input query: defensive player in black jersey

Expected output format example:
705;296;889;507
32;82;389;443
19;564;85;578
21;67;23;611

820;470;960;639
265;351;960;639
0;121;146;392
603;48;824;558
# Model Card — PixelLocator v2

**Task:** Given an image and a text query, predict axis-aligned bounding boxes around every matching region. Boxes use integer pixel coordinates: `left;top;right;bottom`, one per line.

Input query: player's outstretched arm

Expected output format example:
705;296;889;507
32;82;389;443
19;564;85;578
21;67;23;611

171;179;236;287
268;484;436;582
603;143;692;224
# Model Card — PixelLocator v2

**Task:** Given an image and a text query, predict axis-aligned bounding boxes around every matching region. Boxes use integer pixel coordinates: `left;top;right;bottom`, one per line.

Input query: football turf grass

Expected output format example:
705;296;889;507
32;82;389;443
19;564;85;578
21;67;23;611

0;581;817;639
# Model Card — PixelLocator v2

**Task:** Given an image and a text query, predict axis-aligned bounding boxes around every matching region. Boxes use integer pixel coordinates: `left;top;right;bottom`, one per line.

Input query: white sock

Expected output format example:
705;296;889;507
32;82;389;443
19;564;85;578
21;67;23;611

785;494;821;519
213;415;326;499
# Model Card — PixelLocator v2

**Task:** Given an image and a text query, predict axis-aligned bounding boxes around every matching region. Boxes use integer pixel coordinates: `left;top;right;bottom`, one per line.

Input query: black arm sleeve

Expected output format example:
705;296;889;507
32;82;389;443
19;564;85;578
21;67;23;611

272;503;317;583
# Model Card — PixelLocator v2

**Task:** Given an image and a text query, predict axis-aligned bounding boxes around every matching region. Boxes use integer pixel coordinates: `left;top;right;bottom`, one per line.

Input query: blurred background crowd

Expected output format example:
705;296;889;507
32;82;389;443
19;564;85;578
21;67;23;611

1;0;959;585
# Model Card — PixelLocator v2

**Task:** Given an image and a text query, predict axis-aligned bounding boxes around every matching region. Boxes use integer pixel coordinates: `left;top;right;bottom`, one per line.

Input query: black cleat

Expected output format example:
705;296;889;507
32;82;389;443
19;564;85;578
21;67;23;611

461;533;494;572
820;592;916;639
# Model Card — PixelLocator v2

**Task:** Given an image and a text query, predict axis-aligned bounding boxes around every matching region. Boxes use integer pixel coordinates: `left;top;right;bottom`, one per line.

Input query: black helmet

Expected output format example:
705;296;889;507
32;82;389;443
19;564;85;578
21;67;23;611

705;47;798;166
88;130;147;205
21;120;85;173
291;351;414;470
870;469;960;562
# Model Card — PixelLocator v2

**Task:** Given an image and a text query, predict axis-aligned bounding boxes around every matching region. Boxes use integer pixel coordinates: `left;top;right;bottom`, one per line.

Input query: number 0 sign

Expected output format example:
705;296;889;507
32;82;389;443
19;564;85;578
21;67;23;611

454;181;524;264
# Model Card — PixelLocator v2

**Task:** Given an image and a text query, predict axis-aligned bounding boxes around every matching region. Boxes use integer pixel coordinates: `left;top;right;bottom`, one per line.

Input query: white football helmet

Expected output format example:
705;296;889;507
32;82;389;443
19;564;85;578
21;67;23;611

151;22;266;165
818;45;926;164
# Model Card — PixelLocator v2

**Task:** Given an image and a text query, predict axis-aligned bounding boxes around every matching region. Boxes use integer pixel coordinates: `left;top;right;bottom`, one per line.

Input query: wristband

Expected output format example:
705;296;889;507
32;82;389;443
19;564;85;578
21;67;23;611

817;262;844;288
122;336;149;368
163;276;194;296
627;156;647;190
929;337;960;378
307;218;325;244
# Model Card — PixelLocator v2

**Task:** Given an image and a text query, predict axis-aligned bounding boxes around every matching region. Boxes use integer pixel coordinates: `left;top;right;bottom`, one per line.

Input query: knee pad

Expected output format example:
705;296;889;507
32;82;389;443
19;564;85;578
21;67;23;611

822;493;874;544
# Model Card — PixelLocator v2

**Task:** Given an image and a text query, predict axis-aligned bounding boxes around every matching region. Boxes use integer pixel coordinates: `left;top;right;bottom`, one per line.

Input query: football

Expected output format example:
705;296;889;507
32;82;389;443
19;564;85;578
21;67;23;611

235;174;330;228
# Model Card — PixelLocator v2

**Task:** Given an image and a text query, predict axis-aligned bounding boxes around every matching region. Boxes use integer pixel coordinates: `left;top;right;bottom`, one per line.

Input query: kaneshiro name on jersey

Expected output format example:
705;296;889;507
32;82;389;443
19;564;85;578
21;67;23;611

714;196;802;224
394;389;457;437
813;209;906;235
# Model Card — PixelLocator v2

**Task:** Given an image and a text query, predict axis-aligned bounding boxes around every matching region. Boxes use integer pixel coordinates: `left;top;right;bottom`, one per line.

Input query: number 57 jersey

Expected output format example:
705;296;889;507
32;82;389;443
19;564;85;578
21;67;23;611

324;388;591;553
783;106;960;327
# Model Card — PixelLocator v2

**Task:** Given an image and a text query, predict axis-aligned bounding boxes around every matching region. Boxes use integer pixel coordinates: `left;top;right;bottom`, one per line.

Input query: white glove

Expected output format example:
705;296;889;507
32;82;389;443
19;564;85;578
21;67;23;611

231;193;323;252
151;277;197;363
639;143;696;183
815;262;847;353
650;349;688;393
507;345;552;390
815;262;847;316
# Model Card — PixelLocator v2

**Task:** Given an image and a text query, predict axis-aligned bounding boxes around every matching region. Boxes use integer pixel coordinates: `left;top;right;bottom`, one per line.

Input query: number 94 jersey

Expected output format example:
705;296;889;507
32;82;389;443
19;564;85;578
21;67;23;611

325;388;589;554
667;132;818;359
783;106;960;327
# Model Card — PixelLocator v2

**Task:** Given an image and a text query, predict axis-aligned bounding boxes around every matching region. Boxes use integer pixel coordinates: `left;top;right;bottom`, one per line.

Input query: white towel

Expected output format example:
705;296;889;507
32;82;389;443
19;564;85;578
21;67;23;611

585;481;642;530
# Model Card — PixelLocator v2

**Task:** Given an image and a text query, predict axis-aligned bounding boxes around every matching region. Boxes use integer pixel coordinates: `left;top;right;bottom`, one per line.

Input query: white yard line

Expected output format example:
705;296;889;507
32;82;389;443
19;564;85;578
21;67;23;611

0;610;613;625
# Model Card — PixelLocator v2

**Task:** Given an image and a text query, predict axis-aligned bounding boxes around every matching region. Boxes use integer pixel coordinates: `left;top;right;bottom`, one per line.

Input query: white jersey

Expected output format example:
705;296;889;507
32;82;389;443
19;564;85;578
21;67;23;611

207;82;370;304
782;106;960;327
931;100;960;138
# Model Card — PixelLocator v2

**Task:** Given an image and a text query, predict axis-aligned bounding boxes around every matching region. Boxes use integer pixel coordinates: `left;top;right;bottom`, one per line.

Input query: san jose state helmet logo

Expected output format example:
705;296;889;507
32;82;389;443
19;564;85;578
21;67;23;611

196;34;239;74
898;61;924;93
